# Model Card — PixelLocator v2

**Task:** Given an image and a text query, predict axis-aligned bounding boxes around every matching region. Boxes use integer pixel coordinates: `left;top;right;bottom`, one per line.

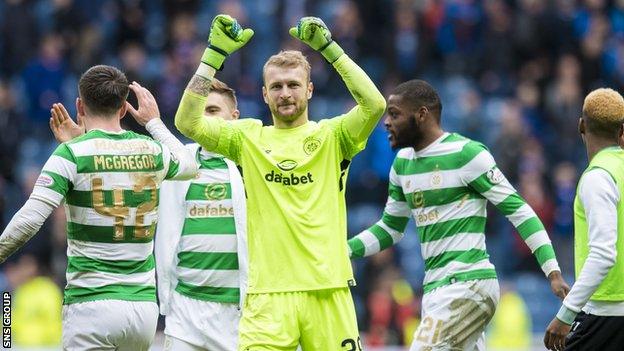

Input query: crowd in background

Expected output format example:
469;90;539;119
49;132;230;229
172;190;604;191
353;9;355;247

1;0;623;348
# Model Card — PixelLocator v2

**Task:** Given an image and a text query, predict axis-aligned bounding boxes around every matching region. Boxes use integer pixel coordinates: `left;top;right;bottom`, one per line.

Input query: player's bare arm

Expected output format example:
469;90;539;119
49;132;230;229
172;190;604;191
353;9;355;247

548;270;570;300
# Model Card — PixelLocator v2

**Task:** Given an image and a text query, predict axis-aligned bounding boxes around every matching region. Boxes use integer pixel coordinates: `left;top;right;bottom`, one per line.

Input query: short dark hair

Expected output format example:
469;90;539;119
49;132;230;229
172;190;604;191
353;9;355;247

207;78;237;111
78;65;129;116
392;79;442;117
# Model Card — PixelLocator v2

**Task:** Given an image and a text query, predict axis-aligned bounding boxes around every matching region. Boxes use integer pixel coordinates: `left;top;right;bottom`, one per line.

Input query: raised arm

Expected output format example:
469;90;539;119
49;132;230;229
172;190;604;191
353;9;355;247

462;143;569;297
175;14;253;160
289;17;386;147
348;162;411;258
126;82;197;180
49;102;85;143
332;56;386;144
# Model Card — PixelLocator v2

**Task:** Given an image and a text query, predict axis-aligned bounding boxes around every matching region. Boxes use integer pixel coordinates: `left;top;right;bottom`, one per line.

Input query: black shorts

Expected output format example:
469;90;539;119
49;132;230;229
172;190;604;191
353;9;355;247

564;312;624;351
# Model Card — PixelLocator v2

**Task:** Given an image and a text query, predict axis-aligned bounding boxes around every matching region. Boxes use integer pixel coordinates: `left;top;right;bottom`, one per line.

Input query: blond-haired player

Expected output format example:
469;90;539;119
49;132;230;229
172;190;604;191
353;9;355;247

175;14;385;350
545;88;624;351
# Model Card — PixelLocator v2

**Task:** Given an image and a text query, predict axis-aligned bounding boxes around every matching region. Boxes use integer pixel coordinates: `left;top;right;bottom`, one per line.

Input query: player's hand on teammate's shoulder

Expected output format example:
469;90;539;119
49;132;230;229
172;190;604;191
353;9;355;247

49;101;85;143
548;270;571;300
126;81;160;126
202;14;254;70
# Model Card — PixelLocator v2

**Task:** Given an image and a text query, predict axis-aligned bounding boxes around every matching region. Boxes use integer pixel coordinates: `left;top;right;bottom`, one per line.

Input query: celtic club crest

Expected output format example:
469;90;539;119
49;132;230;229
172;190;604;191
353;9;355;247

204;183;227;200
303;136;321;155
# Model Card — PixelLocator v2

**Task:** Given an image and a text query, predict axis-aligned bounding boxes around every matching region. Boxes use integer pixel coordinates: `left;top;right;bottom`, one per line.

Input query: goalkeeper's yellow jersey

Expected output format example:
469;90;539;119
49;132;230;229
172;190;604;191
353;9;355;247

176;55;386;293
212;116;363;293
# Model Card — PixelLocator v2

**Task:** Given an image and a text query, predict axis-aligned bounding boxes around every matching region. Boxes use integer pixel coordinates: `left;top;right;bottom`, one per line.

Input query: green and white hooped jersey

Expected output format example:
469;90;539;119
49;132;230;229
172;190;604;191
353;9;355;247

349;133;559;293
31;129;181;305
174;149;240;303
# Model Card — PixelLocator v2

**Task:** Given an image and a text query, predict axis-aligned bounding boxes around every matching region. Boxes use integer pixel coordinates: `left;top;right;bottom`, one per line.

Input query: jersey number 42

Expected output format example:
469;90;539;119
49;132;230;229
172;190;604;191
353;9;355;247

91;175;157;241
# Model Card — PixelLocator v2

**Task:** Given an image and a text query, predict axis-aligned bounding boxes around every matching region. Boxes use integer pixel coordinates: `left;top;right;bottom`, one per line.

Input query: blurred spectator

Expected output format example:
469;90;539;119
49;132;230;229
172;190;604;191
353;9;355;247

493;100;527;184
116;0;146;49
118;41;153;133
436;0;483;75
551;162;578;274
168;12;200;76
157;53;187;126
50;0;86;65
0;0;39;76
578;12;610;88
332;1;363;60
11;254;62;347
0;81;23;181
482;0;514;76
21;33;68;139
392;4;419;79
545;54;584;164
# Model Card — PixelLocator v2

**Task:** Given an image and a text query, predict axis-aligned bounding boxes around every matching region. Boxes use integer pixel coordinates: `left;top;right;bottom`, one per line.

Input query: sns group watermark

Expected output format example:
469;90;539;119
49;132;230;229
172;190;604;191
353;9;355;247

2;292;10;348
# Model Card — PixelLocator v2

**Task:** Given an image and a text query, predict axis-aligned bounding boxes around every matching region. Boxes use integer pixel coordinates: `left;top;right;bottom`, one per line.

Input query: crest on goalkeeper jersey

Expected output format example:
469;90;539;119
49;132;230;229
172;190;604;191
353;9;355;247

303;136;321;155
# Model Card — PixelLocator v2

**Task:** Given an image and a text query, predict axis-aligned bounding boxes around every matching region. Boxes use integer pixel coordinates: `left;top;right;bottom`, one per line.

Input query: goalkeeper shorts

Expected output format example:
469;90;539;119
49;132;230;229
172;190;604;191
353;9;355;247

62;299;158;351
238;287;360;351
409;278;499;351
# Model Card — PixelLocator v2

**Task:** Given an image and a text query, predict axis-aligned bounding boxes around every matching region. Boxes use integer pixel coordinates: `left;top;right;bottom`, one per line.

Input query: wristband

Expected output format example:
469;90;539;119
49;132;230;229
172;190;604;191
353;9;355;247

320;41;344;64
195;62;216;81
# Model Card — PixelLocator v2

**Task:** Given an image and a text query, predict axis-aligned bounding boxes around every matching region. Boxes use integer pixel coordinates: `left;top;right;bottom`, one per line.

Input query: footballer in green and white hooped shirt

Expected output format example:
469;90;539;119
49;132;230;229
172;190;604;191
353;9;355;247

0;66;198;351
347;80;571;351
154;79;247;351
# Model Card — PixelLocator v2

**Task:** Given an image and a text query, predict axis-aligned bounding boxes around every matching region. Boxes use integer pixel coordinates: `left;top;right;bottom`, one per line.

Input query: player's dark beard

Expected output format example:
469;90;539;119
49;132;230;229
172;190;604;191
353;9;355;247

393;116;421;150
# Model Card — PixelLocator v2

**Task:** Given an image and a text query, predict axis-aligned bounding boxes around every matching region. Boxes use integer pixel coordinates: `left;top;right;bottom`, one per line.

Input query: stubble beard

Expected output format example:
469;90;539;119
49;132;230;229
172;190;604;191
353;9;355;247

272;100;307;123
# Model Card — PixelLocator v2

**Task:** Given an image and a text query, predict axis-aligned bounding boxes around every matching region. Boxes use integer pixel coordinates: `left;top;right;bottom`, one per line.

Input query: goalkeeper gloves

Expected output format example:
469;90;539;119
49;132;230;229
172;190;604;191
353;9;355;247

202;14;254;70
289;17;344;63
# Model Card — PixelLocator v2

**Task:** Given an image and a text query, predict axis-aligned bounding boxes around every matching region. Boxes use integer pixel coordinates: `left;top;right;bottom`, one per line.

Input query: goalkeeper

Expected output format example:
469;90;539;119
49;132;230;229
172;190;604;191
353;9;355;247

175;14;386;350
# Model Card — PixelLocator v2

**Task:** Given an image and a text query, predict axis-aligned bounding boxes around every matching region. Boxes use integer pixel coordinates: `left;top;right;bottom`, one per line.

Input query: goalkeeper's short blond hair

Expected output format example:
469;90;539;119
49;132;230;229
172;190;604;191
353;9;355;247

263;50;311;83
583;88;624;138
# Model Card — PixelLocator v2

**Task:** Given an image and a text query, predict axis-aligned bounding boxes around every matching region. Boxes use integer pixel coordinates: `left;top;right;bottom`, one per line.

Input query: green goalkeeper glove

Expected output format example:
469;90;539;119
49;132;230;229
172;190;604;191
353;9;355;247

202;14;254;70
288;17;344;63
